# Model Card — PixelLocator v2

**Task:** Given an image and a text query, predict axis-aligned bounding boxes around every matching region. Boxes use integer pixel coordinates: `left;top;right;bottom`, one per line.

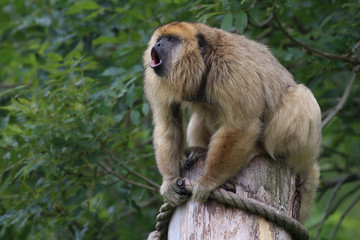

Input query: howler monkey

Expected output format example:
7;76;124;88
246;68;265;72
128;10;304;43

143;22;321;222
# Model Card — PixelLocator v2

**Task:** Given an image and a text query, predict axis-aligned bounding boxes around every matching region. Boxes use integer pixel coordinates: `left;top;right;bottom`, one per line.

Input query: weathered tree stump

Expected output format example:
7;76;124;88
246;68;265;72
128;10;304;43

168;155;300;239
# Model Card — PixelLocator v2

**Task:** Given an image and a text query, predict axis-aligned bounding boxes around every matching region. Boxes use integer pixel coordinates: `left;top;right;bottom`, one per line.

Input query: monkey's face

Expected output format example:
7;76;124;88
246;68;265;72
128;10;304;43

150;35;180;77
144;22;206;100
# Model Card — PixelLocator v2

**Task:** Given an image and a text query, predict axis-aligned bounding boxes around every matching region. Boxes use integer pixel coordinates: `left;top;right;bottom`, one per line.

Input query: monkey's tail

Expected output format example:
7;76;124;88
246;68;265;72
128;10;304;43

299;163;320;222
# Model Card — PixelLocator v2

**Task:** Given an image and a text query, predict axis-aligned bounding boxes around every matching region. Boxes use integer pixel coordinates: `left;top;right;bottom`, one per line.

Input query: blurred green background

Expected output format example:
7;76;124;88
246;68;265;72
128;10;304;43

0;0;359;239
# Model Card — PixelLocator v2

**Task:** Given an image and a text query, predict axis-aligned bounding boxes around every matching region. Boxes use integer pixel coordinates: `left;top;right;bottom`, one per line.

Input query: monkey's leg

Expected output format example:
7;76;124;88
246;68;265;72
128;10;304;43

192;121;261;202
264;84;321;222
182;113;210;169
186;112;211;148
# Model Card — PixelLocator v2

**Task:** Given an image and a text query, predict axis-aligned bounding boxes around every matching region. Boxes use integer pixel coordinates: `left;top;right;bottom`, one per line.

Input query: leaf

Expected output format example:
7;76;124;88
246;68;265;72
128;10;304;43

92;36;118;45
118;31;128;43
25;160;48;176
115;7;125;14
35;16;52;26
249;8;261;24
319;15;333;29
114;114;123;123
128;10;146;21
48;52;63;62
274;0;288;5
75;221;89;240
65;49;81;60
6;124;24;135
84;9;102;21
66;2;100;15
235;11;248;34
130;110;140;125
126;85;137;108
0;85;26;98
11;99;28;112
142;103;149;115
17;98;31;106
101;67;125;76
221;13;233;31
81;133;94;139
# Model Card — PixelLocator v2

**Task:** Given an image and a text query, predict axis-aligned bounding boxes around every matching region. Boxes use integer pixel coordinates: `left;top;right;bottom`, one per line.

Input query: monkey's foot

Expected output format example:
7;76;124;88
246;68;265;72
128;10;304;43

182;146;207;169
192;180;212;203
161;179;190;206
220;179;236;193
192;178;236;203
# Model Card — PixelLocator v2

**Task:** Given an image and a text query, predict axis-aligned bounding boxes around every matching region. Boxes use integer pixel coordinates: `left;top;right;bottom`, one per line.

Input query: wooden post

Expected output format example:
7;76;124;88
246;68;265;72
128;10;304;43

167;156;300;239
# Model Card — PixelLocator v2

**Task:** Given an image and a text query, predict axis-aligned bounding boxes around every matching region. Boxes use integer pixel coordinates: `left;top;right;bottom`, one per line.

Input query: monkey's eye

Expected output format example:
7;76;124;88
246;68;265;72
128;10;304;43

165;35;178;43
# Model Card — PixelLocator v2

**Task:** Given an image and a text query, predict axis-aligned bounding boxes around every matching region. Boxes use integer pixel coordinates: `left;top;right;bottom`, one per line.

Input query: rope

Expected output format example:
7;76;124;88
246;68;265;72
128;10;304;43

148;178;309;240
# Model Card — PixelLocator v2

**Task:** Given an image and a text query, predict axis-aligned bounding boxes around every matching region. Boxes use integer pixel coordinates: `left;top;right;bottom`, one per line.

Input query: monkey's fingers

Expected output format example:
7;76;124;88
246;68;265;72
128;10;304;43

162;179;191;206
175;178;191;195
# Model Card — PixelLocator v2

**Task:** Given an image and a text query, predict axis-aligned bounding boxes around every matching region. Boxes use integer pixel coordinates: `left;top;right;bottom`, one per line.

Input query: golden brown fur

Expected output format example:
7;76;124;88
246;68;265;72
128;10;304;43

143;22;321;222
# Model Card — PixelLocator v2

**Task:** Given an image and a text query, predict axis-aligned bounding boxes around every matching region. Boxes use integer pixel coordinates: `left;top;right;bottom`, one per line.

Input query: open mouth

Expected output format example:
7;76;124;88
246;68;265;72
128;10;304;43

150;48;162;68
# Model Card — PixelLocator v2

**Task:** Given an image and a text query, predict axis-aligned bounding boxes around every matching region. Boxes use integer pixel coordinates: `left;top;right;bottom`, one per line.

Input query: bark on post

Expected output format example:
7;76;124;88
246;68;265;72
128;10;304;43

168;156;300;239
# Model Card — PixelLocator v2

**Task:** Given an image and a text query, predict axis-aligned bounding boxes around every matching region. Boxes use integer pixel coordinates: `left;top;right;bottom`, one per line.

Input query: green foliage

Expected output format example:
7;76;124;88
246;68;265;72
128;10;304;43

1;0;359;239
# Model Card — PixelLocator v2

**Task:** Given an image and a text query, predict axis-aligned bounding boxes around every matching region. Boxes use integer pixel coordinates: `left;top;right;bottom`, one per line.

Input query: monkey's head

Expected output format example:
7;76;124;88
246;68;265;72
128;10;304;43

144;22;207;98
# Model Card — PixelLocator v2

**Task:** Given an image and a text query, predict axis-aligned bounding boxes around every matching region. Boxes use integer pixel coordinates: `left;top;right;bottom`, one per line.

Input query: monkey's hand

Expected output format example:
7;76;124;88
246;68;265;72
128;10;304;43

182;146;207;169
160;179;190;206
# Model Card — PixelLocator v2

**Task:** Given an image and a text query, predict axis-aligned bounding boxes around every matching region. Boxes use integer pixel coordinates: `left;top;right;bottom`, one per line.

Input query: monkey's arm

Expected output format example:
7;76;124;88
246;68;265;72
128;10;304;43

192;120;261;202
152;102;188;205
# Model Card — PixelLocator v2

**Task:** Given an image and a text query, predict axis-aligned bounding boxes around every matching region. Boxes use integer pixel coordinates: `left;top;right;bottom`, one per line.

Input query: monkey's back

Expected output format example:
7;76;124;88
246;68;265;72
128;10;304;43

193;23;296;124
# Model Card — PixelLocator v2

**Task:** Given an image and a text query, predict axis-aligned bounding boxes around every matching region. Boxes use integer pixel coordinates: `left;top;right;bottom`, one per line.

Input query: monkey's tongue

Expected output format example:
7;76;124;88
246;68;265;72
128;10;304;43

150;48;162;68
150;59;162;68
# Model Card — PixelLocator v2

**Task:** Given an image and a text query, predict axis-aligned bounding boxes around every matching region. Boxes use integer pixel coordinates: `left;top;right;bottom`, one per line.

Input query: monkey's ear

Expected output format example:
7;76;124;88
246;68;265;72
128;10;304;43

196;33;206;52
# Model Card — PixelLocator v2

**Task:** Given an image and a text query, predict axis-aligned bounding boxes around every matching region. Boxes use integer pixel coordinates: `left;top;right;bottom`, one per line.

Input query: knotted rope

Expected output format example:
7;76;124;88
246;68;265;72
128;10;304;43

148;178;309;240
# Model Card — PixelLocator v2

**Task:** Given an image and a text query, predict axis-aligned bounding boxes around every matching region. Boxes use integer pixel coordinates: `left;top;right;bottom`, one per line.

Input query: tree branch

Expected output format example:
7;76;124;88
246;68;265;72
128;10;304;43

273;11;360;65
348;39;360;57
309;182;360;230
291;16;307;34
0;84;23;89
313;176;347;240
249;15;273;28
102;196;161;230
118;196;160;218
0;145;11;151
330;193;360;240
0;83;32;89
255;27;273;40
321;145;349;159
98;162;158;192
320;170;360;191
107;150;160;189
321;65;359;128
